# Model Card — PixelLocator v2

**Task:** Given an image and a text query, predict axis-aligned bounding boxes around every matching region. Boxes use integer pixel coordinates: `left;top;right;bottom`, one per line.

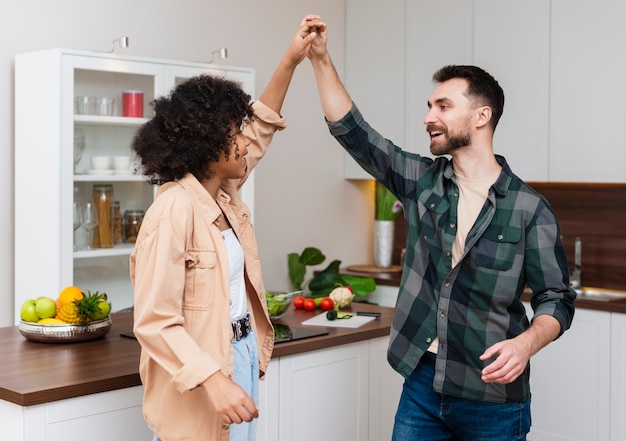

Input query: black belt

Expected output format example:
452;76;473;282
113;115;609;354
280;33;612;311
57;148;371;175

232;313;252;341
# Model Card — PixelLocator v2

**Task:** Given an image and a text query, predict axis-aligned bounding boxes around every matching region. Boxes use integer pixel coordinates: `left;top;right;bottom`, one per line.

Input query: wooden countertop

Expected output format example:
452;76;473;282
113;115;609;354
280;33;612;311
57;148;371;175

0;303;393;407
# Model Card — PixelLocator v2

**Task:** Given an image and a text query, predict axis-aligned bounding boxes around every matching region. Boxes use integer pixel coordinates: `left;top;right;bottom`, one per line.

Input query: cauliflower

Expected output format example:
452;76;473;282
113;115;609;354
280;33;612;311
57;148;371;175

329;286;354;309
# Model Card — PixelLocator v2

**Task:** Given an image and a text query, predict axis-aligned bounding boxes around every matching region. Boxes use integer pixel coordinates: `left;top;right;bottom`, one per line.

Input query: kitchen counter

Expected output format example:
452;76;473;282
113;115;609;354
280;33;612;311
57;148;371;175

0;303;393;407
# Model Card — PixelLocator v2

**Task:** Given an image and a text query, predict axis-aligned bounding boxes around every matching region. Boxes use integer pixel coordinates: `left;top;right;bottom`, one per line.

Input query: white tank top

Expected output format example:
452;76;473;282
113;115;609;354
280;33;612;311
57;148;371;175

222;228;247;321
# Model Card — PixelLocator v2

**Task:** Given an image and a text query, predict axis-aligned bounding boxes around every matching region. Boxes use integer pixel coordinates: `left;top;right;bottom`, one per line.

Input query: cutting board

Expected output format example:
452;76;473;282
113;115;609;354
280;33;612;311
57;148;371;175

301;312;377;328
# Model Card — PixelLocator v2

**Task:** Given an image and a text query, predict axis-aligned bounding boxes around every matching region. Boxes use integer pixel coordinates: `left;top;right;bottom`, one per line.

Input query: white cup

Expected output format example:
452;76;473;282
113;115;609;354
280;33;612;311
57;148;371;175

91;156;112;170
113;155;130;171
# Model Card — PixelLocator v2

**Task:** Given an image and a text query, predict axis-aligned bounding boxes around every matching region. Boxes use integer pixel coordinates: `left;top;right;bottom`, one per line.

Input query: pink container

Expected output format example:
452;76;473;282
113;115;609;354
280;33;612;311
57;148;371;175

122;90;143;117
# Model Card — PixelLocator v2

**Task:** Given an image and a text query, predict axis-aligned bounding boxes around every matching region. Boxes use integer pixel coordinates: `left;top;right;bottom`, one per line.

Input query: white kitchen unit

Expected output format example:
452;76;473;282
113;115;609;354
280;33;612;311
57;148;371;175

1;386;151;441
525;304;611;440
257;336;403;441
14;49;254;323
549;0;626;182
345;0;626;183
610;312;626;440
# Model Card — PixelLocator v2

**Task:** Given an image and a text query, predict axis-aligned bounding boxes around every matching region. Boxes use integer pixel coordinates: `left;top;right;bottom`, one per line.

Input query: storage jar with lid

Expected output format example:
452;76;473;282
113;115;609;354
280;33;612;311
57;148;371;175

123;209;144;243
92;184;114;248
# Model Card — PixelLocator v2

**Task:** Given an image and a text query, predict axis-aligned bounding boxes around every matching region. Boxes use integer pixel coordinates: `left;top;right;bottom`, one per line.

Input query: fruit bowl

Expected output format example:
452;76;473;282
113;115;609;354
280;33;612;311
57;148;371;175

265;290;301;321
18;317;112;343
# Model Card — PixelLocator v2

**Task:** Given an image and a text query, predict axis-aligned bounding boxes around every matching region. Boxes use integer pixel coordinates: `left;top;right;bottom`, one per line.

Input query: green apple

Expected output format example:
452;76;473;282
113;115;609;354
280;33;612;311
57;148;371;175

35;297;57;319
92;300;111;321
20;299;39;323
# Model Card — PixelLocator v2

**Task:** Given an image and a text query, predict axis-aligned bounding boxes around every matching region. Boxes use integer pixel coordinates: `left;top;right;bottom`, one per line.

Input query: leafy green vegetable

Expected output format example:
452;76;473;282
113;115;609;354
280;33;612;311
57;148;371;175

287;247;376;298
265;291;291;318
288;247;325;291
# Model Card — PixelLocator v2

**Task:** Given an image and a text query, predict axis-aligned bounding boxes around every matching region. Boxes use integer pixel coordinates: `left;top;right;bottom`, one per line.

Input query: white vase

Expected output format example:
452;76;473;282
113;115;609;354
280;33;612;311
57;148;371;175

374;220;394;268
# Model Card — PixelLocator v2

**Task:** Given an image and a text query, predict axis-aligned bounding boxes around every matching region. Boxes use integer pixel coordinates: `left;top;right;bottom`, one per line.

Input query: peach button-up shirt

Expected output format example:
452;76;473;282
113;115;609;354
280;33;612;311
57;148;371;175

130;101;284;440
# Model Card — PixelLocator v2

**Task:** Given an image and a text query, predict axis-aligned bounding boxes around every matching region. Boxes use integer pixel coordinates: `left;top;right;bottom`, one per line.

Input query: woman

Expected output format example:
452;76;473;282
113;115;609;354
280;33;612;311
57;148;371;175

129;17;324;441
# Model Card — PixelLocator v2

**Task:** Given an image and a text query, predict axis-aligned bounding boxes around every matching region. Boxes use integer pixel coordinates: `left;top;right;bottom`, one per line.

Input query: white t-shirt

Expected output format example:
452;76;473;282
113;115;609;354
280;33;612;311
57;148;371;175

222;228;247;321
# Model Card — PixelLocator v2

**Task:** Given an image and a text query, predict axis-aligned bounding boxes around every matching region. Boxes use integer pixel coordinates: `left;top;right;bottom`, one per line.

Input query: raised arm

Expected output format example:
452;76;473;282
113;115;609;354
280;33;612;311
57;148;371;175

304;16;353;122
258;16;325;113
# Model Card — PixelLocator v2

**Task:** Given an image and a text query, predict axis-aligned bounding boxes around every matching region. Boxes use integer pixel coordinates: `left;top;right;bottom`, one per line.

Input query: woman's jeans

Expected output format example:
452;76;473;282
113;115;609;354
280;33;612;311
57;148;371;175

152;331;259;441
392;352;531;441
229;330;259;441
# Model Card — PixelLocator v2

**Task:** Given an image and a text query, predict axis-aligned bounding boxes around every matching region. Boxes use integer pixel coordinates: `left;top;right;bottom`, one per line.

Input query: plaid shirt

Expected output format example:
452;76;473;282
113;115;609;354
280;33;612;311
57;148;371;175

328;105;576;403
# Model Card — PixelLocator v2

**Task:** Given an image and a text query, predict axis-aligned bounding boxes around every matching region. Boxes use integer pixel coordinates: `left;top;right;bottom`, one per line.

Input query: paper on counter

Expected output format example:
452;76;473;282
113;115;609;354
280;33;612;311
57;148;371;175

301;312;376;328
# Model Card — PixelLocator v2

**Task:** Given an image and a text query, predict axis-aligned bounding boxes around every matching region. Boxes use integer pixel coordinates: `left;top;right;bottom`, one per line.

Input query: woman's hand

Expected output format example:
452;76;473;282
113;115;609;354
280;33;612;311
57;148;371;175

202;371;259;425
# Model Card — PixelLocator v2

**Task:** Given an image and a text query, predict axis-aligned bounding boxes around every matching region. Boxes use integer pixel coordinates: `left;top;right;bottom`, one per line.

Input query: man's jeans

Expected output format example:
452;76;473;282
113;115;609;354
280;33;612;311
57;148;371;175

392;352;531;441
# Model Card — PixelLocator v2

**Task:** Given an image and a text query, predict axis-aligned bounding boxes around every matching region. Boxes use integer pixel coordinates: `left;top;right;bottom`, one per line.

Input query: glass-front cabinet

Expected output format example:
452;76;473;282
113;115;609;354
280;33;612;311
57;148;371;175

15;49;255;323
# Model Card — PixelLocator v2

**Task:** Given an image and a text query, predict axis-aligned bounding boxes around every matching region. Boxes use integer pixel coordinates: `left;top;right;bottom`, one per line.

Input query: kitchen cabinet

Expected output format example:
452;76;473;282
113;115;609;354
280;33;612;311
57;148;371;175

549;0;626;182
525;303;611;440
14;49;254;323
1;386;151;441
257;336;403;441
610;312;626;440
345;0;626;182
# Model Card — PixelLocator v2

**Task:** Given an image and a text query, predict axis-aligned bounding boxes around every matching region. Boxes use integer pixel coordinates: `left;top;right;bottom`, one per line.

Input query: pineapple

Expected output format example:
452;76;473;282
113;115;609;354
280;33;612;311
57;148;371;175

56;290;108;324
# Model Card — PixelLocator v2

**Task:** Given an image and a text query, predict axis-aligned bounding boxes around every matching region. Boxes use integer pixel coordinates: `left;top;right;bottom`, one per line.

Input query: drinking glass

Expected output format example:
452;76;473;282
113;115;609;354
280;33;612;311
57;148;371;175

82;202;98;250
73;202;82;250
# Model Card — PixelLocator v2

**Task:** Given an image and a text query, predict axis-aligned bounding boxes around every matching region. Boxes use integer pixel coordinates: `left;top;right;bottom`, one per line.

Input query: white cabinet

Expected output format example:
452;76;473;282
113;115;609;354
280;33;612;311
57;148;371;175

14;49;254;323
278;341;370;441
610;312;626;440
549;0;626;182
257;337;403;441
1;386;151;441
345;0;626;182
344;0;407;179
368;336;404;440
525;304;611;440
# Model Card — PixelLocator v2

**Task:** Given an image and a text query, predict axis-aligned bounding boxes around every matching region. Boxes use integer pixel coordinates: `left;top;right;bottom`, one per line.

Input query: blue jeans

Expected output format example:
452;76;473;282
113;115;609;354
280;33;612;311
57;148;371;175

392;353;531;441
229;330;259;441
153;331;259;441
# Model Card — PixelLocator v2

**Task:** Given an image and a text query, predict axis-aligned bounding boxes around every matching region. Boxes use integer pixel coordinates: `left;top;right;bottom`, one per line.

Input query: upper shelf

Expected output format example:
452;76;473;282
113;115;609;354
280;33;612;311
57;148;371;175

74;115;149;127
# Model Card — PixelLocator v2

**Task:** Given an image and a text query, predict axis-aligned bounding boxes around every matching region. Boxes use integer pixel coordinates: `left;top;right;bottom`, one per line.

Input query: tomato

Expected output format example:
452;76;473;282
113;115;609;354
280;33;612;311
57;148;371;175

320;297;334;311
344;285;353;292
293;295;306;309
303;298;317;311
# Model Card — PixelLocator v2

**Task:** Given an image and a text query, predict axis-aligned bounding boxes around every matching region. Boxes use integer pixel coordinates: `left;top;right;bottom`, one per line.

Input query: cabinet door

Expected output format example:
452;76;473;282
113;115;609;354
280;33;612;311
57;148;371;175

278;341;369;441
344;0;406;179
611;313;626;440
368;336;403;440
257;358;280;441
473;0;550;181
525;304;610;440
549;0;626;182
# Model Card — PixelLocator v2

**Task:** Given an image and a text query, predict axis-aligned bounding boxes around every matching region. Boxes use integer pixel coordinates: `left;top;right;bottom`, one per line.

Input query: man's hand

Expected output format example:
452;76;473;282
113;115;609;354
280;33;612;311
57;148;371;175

284;15;326;66
300;15;328;60
480;315;561;384
202;371;259;425
480;338;532;384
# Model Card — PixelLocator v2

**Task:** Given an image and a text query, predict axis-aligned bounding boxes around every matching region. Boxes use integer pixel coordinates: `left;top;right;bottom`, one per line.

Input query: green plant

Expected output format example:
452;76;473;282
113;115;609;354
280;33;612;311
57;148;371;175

288;247;376;297
375;181;403;221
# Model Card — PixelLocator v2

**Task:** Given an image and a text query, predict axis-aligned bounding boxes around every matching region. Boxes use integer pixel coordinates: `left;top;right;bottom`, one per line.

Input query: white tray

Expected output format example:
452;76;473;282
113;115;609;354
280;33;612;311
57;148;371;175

301;312;376;328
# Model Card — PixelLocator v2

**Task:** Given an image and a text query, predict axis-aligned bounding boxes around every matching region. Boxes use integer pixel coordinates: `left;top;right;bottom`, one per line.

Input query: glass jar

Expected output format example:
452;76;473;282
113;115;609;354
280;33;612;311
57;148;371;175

92;184;114;248
123;209;144;244
111;201;123;245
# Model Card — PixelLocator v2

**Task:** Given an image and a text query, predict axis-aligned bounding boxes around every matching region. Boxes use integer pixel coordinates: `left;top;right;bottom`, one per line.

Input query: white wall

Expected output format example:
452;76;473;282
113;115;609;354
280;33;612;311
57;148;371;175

1;1;373;327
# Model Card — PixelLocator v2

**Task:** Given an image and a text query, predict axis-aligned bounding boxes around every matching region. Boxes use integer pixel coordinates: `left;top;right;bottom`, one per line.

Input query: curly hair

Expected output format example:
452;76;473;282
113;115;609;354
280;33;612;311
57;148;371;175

432;65;505;131
131;74;254;185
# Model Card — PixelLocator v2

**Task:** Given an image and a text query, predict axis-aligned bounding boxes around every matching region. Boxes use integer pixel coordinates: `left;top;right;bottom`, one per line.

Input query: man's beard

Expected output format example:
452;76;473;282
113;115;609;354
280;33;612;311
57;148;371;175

428;125;471;156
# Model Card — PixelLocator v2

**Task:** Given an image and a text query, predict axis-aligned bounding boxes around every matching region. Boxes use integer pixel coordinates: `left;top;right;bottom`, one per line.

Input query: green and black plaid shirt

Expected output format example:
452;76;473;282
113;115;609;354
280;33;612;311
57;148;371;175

328;105;576;403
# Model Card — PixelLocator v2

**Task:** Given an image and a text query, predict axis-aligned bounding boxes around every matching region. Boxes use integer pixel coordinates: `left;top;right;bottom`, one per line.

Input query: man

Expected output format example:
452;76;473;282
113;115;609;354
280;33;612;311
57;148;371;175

303;16;576;440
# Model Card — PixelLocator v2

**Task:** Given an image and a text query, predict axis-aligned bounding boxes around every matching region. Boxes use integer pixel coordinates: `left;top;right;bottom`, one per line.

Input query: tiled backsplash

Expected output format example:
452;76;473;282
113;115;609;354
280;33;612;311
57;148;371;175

392;182;626;290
